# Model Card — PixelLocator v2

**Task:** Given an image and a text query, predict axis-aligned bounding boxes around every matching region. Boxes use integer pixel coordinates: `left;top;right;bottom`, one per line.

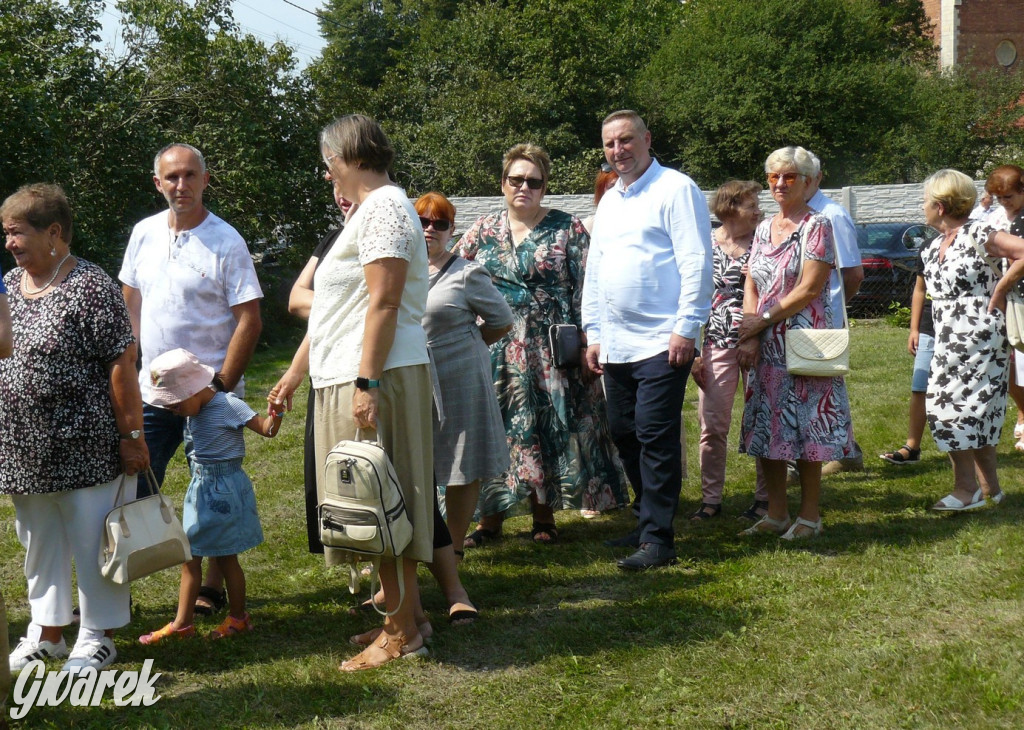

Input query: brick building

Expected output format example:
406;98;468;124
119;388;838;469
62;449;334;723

923;0;1024;71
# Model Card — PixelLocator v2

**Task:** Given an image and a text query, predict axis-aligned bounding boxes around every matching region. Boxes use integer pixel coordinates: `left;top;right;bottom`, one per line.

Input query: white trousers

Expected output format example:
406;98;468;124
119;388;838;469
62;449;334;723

12;476;131;631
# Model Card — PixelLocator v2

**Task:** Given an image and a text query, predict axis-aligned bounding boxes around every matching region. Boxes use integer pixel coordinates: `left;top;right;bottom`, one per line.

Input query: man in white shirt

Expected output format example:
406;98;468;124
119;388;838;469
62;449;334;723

582;110;713;571
120;143;263;606
806;153;865;474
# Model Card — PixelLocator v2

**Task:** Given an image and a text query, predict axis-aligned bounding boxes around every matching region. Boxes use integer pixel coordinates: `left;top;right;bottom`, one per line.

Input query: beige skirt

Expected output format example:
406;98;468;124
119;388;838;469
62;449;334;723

313;364;434;564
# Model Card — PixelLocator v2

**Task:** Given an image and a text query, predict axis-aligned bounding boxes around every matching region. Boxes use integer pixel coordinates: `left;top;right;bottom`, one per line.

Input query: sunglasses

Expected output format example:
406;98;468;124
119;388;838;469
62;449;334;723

419;217;451;232
767;172;801;185
505;175;545;190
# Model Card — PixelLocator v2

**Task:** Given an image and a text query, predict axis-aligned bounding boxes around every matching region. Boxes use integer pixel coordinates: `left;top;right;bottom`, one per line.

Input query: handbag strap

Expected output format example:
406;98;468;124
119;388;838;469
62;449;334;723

112;466;162;509
787;216;848;330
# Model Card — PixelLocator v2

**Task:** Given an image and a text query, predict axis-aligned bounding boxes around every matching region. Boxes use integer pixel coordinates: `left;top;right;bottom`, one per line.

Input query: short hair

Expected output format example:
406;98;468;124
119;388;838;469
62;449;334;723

501;143;551;187
594;168;618;205
711;180;762;221
320;114;394;174
0;183;73;244
985;164;1024;196
924;169;977;219
807;150;822;178
764;146;816;178
415;192;456;224
153;143;206;177
602;109;648;135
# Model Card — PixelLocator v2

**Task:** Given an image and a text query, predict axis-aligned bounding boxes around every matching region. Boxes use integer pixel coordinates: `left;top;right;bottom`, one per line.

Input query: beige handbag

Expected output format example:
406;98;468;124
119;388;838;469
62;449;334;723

784;222;851;377
99;468;192;584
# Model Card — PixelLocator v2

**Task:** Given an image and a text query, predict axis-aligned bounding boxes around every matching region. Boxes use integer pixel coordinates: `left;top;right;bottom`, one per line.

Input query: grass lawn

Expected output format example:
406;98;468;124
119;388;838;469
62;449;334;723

3;320;1023;729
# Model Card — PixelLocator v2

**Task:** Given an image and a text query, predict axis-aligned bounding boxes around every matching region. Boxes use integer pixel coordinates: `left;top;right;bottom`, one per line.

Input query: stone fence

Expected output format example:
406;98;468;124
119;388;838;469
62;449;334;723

448;181;987;236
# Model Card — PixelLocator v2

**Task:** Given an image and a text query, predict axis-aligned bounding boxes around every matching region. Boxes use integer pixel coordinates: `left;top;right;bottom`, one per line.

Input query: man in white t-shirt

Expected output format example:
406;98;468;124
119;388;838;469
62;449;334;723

120;143;263;492
806;151;864;473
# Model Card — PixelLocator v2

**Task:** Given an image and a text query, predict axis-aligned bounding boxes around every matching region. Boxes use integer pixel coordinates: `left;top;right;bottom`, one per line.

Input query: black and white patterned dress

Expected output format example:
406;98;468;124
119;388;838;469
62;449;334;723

921;222;1008;451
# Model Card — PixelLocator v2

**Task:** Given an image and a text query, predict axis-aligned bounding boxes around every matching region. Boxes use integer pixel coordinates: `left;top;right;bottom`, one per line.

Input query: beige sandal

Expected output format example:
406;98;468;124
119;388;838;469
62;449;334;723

739;514;791;536
340;631;428;671
780;516;823;540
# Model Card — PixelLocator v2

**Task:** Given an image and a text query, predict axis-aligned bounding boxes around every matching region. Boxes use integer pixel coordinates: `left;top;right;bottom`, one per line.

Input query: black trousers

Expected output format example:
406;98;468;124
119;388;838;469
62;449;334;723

603;351;691;546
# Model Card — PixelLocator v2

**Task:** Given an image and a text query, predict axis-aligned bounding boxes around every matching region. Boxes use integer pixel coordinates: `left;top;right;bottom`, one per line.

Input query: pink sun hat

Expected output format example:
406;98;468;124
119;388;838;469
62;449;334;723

148;348;215;407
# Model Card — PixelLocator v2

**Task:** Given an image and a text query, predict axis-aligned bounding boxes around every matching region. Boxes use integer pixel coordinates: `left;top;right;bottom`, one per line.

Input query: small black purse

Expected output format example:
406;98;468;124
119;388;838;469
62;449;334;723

548;324;582;368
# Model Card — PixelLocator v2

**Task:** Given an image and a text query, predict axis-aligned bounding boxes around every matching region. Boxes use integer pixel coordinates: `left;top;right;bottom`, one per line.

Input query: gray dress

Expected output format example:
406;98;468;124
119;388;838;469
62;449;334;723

425;256;514;483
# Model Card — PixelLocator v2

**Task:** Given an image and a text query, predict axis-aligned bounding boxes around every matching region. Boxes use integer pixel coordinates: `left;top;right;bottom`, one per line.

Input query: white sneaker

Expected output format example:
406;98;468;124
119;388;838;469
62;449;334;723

62;636;116;674
9;636;68;672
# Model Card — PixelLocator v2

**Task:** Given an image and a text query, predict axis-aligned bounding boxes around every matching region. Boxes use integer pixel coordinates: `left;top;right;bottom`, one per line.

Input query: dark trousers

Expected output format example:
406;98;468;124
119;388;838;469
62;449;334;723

603;351;691;546
137;403;189;497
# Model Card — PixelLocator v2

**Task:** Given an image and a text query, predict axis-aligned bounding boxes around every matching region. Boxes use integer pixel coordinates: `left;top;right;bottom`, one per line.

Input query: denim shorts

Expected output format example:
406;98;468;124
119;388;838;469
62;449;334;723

183;459;264;557
911;332;935;393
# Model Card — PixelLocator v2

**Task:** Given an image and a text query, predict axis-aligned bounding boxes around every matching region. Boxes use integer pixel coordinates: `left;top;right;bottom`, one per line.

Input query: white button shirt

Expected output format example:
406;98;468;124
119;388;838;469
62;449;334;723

582;159;712;364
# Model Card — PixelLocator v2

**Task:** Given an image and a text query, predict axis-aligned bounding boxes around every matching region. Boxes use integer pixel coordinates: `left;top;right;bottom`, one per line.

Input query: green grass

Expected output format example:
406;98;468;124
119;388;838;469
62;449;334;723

4;321;1024;729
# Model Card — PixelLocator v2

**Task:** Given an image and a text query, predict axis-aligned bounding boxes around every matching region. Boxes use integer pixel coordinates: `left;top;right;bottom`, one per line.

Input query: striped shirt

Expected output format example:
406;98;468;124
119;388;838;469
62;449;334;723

186;392;256;463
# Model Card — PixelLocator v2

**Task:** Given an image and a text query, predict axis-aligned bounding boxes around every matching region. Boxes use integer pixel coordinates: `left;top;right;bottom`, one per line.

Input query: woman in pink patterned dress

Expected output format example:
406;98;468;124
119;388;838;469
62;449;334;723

736;146;854;540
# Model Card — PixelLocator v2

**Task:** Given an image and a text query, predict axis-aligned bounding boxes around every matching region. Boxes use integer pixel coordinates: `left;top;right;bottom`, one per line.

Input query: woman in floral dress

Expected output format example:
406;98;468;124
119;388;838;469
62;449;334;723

920;169;1024;511
736;146;854;540
458;143;626;546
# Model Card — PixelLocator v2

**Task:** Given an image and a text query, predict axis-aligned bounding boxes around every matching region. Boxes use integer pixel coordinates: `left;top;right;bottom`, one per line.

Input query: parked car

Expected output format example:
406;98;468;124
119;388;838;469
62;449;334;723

848;222;939;315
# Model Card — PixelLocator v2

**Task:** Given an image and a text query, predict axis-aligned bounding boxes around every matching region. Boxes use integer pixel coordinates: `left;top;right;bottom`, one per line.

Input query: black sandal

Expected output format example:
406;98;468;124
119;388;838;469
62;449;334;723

689;502;722;521
738;500;769;522
531;523;559;544
880;444;921;465
463;527;501;550
194;586;227;616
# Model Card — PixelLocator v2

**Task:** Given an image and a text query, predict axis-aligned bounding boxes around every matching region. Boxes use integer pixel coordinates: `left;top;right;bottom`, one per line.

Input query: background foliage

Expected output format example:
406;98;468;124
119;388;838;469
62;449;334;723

2;0;1023;330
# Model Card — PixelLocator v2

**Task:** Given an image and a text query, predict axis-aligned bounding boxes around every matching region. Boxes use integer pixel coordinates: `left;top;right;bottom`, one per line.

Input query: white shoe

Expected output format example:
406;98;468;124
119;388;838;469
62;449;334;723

9;636;68;672
62;636;116;674
1015;423;1024;439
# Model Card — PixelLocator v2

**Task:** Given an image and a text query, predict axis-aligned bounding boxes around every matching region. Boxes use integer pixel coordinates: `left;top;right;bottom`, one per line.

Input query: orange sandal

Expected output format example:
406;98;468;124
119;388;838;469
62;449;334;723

139;622;195;645
340;631;427;672
207;612;253;640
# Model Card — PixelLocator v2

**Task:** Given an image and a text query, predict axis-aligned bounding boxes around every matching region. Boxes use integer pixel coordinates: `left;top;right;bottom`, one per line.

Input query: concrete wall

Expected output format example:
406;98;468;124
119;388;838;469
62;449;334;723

448;181;982;237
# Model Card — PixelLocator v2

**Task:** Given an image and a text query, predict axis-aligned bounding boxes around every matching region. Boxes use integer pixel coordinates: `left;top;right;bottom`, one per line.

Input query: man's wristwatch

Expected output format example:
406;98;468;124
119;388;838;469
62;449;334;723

355;377;380;391
120;429;142;441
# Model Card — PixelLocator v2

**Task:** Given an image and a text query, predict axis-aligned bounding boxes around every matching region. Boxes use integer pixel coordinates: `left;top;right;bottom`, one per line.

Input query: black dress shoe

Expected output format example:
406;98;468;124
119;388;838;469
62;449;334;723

617;543;677;571
603;528;641;548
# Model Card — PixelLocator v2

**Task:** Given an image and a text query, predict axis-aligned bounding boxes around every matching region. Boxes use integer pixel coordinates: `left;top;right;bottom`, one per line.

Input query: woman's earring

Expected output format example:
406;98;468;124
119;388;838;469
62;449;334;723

50;247;56;257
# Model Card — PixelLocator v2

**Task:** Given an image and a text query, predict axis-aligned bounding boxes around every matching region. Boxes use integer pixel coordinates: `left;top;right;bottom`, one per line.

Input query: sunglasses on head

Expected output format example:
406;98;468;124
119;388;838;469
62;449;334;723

767;172;801;185
419;216;451;232
505;175;545;190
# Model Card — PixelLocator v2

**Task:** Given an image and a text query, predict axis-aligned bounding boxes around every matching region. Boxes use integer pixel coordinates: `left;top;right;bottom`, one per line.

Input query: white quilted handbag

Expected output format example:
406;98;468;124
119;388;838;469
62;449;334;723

784;223;851;377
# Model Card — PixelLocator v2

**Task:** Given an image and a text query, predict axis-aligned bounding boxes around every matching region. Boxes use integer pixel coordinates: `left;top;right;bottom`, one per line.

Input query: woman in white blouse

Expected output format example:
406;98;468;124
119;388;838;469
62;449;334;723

308;115;433;670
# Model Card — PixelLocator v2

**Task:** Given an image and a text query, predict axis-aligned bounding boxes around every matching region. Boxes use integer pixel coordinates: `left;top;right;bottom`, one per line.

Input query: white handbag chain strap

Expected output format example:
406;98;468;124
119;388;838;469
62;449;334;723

787;216;848;331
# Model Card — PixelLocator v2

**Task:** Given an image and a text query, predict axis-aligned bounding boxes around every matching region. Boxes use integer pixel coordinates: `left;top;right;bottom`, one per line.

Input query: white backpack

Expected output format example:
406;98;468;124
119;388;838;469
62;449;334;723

320;433;413;615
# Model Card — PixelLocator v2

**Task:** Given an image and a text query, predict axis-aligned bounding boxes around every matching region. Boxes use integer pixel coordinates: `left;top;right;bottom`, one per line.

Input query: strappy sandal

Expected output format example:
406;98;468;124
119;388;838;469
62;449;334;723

207;612;252;640
138;622;195;645
689;502;722;521
738;500;769;522
739;514;791;536
340;631;427;672
879;444;921;465
781;516;823;540
194;586;226;616
463;527;501;550
350;622;433;647
531;523;559;544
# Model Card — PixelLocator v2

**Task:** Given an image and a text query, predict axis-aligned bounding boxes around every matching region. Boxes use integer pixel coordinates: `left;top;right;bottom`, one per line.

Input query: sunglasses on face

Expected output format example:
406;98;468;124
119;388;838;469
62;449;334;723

419;217;451;232
505;175;545;190
767;172;801;185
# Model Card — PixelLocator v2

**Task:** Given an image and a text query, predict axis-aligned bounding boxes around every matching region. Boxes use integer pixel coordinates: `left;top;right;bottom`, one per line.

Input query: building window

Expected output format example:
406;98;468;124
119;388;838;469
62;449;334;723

995;40;1017;67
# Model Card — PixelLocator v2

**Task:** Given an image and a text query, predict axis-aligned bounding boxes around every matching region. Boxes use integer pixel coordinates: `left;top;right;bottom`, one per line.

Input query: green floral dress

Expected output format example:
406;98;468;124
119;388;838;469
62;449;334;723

457;208;627;516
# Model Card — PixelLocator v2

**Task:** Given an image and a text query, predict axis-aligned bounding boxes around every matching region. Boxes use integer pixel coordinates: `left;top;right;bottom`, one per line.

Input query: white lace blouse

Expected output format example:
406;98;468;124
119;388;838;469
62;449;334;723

309;185;429;388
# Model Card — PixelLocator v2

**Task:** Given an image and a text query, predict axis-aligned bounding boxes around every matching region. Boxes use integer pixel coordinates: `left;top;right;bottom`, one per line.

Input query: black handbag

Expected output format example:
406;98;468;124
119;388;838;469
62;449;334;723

548;324;582;368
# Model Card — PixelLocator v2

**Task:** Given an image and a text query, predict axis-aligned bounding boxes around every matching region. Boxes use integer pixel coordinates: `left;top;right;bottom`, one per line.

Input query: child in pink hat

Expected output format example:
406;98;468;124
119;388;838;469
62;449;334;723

138;348;282;643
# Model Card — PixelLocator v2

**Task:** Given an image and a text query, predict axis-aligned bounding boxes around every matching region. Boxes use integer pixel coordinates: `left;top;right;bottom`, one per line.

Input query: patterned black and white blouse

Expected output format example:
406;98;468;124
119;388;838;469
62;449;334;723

703;240;749;349
0;260;135;495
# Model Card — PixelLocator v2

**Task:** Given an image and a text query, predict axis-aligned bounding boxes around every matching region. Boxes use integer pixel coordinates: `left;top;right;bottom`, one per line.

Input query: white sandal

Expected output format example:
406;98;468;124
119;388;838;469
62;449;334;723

1015;422;1024;440
739;514;791;536
1015;439;1024;452
781;516;823;540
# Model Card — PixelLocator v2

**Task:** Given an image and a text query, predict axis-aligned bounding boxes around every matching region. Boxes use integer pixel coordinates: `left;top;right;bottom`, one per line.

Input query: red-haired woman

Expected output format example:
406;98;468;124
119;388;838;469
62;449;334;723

417;192;514;554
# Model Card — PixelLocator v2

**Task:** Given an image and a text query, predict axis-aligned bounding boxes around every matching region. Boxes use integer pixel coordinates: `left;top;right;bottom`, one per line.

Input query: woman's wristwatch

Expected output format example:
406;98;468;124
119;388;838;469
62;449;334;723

355;377;380;391
761;310;772;325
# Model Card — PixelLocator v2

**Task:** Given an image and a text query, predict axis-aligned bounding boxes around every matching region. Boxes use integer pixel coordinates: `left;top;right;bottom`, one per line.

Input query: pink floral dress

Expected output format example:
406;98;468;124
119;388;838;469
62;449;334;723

458;208;626;515
740;213;854;462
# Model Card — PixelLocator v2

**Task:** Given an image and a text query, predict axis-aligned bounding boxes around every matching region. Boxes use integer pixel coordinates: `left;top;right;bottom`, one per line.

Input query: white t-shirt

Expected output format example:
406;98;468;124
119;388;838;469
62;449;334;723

808;190;861;325
308;185;429;388
119;210;263;402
